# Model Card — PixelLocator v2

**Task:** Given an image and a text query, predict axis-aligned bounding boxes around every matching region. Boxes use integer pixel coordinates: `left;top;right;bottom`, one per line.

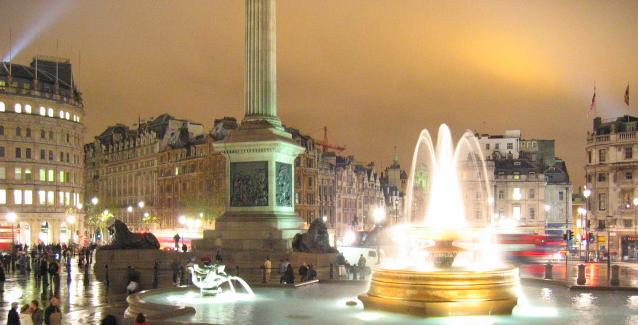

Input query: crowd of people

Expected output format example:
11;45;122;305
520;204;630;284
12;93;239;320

6;297;60;325
273;258;318;284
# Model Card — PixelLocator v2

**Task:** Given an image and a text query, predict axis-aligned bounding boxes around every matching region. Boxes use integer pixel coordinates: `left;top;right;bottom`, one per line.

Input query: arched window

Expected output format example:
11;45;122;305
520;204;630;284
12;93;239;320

59;110;64;119
0;102;5;112
14;103;21;113
24;105;32;114
47;108;54;117
65;112;70;120
39;106;46;116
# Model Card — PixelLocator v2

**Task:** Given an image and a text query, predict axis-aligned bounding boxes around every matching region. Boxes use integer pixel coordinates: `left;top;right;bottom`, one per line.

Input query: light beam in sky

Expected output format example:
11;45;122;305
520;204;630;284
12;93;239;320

2;0;73;62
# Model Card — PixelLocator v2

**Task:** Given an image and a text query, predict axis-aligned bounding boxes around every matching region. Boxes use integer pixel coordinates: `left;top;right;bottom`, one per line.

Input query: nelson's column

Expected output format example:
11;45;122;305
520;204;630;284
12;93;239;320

194;0;305;268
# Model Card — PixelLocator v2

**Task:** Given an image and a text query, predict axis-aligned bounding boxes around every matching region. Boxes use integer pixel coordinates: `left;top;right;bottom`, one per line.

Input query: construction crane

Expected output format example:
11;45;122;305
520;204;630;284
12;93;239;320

315;126;346;152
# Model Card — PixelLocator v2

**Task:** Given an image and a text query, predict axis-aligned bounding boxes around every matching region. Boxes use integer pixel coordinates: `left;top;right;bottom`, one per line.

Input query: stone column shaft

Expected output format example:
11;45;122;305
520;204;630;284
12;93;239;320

244;0;280;125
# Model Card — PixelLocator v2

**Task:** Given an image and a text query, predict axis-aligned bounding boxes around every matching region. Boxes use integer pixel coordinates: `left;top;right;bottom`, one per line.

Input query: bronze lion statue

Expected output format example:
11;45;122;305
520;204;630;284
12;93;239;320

99;219;160;250
292;219;337;253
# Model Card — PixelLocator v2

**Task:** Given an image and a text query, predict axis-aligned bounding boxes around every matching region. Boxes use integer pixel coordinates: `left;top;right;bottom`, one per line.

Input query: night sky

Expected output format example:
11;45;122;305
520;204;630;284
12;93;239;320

2;0;638;187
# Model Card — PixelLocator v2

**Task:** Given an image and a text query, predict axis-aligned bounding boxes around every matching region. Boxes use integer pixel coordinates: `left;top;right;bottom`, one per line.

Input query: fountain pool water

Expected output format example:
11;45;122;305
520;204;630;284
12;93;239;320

136;282;638;324
359;125;518;316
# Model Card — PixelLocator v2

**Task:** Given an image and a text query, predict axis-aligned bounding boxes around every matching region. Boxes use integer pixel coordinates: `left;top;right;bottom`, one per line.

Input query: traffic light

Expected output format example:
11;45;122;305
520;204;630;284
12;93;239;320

563;232;568;241
568;230;574;241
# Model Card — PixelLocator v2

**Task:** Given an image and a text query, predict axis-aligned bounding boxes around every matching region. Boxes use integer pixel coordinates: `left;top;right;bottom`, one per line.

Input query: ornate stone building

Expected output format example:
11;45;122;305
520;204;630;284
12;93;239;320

287;127;320;225
0;57;85;246
585;115;638;259
84;114;204;230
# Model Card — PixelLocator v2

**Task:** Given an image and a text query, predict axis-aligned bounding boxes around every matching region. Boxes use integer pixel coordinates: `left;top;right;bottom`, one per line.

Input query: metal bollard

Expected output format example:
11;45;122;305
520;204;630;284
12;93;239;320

105;264;110;287
544;263;553;280
576;264;586;285
330;263;334;280
152;261;159;289
610;265;620;286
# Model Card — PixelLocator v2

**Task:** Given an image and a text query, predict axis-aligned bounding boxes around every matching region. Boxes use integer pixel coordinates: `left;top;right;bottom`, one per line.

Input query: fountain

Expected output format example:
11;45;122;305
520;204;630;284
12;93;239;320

358;124;519;316
188;264;254;297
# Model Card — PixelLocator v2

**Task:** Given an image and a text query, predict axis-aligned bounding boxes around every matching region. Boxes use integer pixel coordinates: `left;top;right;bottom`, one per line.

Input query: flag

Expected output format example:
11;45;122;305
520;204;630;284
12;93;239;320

589;87;596;113
625;84;630;106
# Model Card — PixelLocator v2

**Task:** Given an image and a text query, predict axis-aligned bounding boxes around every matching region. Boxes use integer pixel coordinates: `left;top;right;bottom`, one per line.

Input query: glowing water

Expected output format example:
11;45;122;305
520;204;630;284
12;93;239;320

390;124;502;270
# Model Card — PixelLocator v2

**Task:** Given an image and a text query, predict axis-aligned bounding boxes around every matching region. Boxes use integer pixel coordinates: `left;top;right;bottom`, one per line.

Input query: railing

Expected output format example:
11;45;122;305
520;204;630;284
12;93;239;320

0;84;83;108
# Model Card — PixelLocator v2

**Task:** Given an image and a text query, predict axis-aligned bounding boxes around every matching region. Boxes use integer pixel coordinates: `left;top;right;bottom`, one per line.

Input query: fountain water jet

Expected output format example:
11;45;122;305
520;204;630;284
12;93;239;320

359;124;518;316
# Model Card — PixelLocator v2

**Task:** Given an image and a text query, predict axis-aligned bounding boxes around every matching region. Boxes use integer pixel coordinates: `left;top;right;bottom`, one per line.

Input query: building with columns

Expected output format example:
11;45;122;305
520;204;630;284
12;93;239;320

585;115;638;259
0;57;85;247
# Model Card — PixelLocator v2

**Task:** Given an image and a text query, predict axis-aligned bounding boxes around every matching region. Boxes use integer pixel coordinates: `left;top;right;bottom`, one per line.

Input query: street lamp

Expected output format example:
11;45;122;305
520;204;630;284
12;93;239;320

138;201;145;209
373;207;386;224
91;197;99;205
583;188;592;262
6;212;17;246
66;215;76;244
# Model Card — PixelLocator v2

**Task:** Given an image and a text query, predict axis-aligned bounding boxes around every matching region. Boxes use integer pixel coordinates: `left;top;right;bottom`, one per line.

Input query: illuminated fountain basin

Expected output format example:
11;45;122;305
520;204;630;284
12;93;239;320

359;125;518;316
126;282;638;324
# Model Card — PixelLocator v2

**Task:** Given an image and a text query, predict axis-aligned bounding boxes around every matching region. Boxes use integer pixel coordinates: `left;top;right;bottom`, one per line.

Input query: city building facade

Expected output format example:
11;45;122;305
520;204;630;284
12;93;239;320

0;57;85;247
585;115;638;260
479;130;572;231
84;114;204;231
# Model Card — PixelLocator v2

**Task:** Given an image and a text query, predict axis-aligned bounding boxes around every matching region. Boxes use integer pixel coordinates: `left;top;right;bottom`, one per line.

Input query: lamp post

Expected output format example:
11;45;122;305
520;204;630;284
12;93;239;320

372;207;386;265
126;206;133;225
91;197;99;205
634;197;638;262
66;215;76;245
6;212;17;247
577;207;587;260
544;204;551;234
583;188;592;262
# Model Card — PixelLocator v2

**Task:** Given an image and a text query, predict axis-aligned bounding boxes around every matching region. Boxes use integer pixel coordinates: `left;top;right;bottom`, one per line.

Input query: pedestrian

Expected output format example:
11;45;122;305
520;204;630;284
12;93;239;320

44;297;62;325
0;263;5;292
358;254;367;268
263;257;272;283
7;302;20;325
31;300;43;325
20;303;34;325
181;243;187;253
134;313;150;325
39;258;48;287
100;315;118;325
215;249;223;264
307;264;317;281
284;263;295;284
298;262;308;282
173;233;180;250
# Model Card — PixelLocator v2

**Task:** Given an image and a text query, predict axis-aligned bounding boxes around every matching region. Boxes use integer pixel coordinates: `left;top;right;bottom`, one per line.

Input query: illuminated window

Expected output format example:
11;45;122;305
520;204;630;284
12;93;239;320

24;105;31;114
65;112;70;120
0;190;6;204
513;188;522;200
47;191;54;205
24;190;32;205
59;171;65;183
24;168;32;181
47;108;54;117
76;116;80;123
58;191;64;205
48;169;54;182
513;206;521;220
14;103;21;113
14;190;22;205
39;169;46;181
65;192;70;206
38;190;45;205
59;110;64;119
14;168;22;180
0;102;4;112
40;106;46;116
